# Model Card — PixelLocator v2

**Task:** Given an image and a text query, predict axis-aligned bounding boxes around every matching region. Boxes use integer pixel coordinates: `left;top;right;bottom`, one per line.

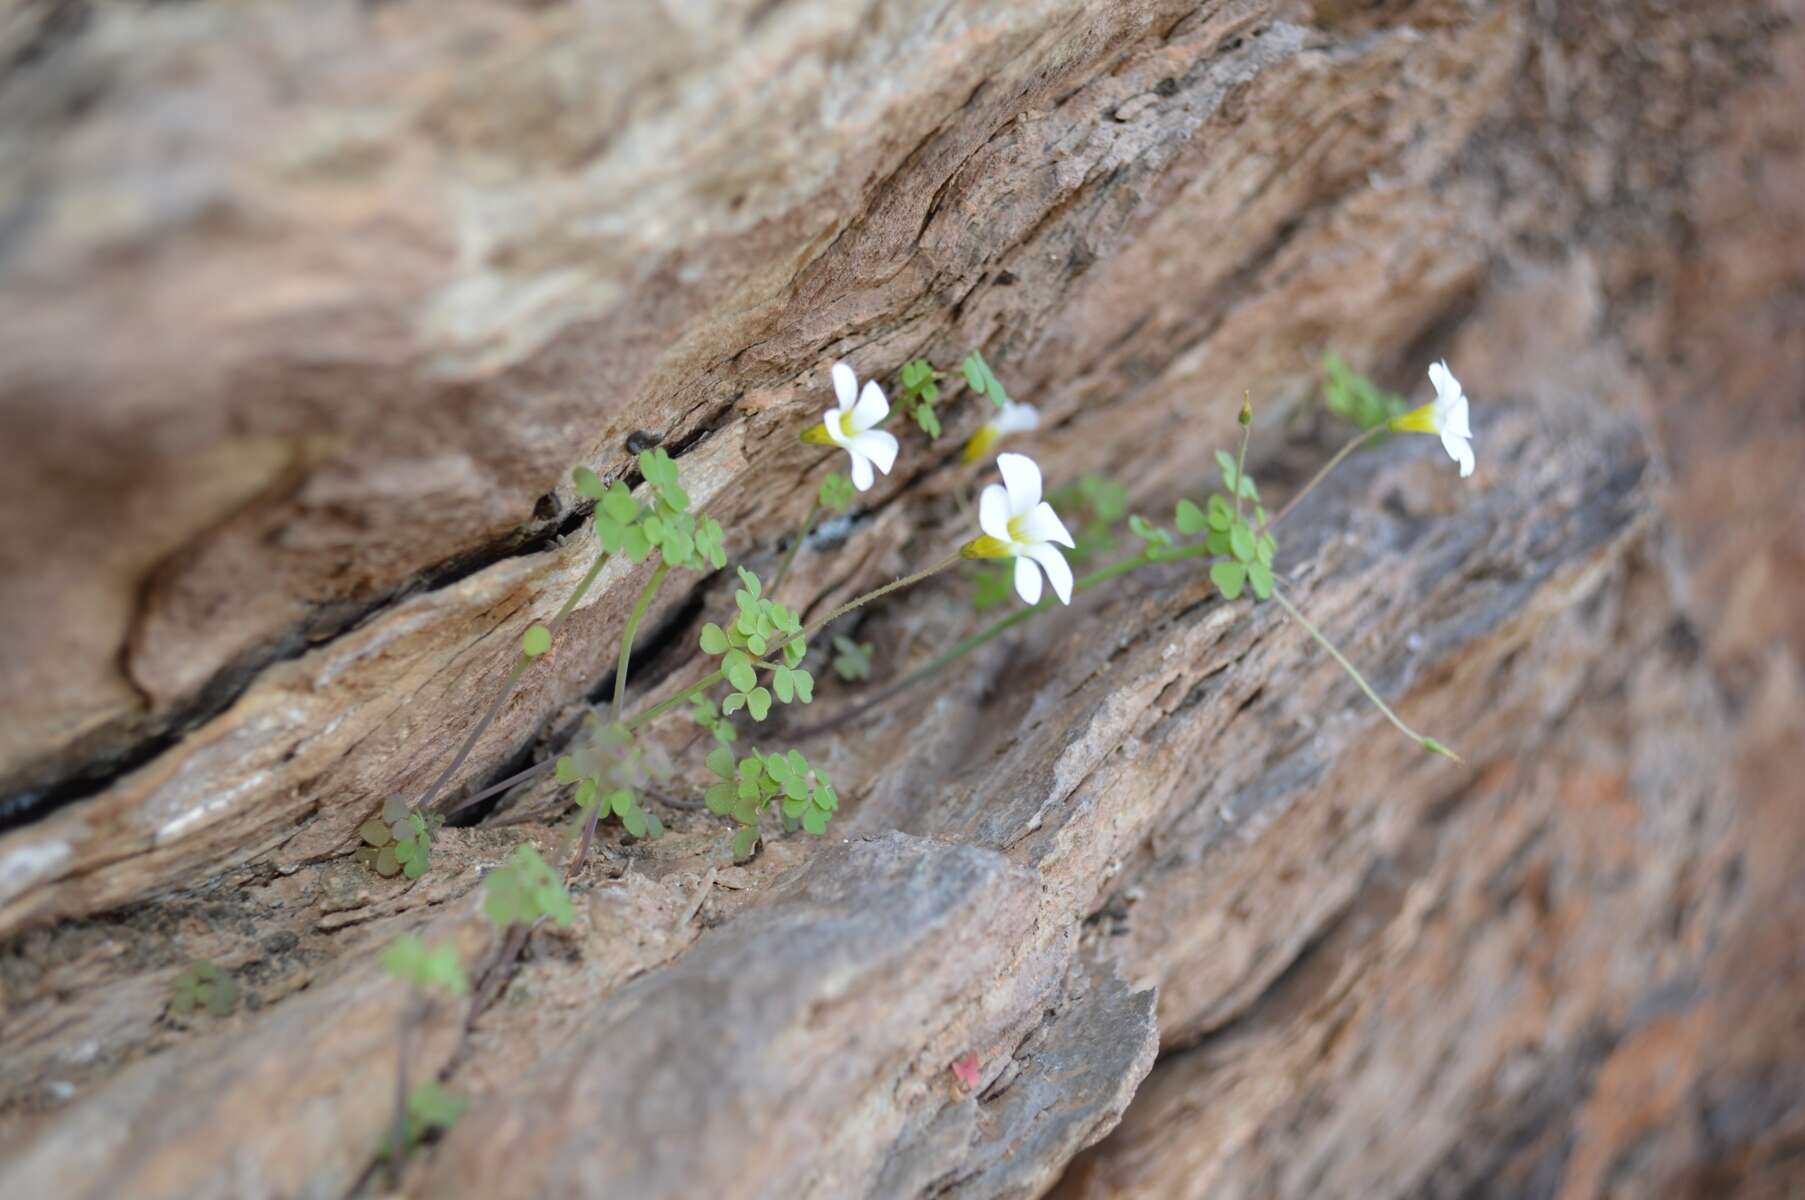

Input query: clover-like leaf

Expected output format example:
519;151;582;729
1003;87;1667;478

745;687;772;721
1211;561;1247;600
801;808;829;836
1229;522;1255;563
601;484;639;525
818;473;856;514
360;818;392;848
638;446;678;488
1247;561;1274;600
730;826;759;859
1175;498;1207;535
700;623;729;655
724;650;757;692
572;465;606;500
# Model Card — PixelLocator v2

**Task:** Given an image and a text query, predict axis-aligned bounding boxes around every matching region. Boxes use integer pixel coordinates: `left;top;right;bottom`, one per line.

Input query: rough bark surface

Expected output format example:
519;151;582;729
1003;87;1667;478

2;1;1802;1198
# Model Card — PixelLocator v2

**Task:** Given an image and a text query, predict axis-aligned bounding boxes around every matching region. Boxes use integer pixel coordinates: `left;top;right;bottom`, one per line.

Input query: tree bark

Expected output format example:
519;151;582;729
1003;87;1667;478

2;1;1802;1197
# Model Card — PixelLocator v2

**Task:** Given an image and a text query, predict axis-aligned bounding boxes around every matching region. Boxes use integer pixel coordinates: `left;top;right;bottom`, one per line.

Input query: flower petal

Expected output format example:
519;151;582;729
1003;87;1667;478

1024;543;1073;604
848;428;898;475
994;401;1040;437
851;379;889;431
1428;360;1461;404
979;483;1012;540
848;450;875;491
1441;393;1471;440
821;407;851;448
1444;432;1475;478
996;452;1042;515
1016;501;1075;548
832;362;858;411
1013;555;1043;605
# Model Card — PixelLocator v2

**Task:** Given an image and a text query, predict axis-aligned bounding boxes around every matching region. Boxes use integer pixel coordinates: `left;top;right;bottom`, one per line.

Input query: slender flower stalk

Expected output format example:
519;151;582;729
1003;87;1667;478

770;499;819;594
421;546;610;814
1270;585;1459;760
625;551;963;734
1272;425;1383;528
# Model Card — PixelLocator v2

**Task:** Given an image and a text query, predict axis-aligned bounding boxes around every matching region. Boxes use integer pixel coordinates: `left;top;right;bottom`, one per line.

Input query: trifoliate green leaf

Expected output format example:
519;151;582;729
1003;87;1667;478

1207;494;1234;531
724;651;757;692
1211;561;1247;600
638;447;678;488
818;473;856;514
602;485;638;525
801;808;829;836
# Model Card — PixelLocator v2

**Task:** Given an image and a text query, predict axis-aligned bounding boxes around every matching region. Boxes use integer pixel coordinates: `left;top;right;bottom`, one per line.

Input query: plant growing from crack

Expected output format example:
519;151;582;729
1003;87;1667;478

166;959;237;1019
379;933;469;1182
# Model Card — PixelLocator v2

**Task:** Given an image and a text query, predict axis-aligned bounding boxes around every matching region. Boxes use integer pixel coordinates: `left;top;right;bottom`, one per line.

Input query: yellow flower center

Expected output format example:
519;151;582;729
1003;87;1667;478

837;410;859;439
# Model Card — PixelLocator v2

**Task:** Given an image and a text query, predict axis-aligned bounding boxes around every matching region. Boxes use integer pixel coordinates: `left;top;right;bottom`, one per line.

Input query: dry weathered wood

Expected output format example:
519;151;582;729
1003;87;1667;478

3;0;1803;1197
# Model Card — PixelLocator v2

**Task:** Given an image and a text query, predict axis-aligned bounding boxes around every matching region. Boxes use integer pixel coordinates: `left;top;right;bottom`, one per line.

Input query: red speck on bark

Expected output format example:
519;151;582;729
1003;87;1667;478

950;1051;982;1090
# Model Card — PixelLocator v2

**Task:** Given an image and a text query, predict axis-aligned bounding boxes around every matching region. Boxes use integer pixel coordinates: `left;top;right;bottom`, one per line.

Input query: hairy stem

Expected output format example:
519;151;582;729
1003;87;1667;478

1271;424;1382;528
1270;585;1457;759
770;499;820;595
421;545;610;814
1233;411;1253;525
625;551;963;733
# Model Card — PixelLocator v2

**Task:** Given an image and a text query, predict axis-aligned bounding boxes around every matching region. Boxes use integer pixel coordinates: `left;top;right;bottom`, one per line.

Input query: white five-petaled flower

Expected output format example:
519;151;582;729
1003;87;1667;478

1389;359;1474;478
962;399;1042;464
801;362;899;491
963;452;1076;606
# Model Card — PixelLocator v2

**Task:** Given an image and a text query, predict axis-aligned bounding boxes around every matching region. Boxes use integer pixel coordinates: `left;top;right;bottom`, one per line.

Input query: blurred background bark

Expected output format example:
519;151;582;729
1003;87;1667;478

1;1;1801;1196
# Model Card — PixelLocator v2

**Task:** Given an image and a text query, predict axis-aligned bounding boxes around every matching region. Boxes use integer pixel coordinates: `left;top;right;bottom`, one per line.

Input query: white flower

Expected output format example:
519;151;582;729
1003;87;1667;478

962;452;1076;605
800;362;899;491
962;399;1041;463
1389;360;1474;477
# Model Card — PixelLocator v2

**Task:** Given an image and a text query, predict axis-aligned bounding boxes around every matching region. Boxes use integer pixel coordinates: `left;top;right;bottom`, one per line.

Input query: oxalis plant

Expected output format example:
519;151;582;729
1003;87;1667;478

369;349;1474;874
366;348;1477;1175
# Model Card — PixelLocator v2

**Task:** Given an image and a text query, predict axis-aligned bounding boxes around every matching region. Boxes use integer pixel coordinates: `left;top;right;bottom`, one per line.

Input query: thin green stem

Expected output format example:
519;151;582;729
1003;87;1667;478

1272;424;1382;528
1233;410;1253;525
770;500;819;595
792;542;1218;740
1271;585;1458;760
625;551;964;733
613;560;671;719
420;545;609;814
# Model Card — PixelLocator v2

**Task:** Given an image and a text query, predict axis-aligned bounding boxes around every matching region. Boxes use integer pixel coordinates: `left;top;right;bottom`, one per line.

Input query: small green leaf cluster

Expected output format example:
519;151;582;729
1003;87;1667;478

688;694;739;746
831;634;874;682
703;745;839;856
382;934;468;996
898;359;943;438
357;796;442;880
167;959;237;1018
482;843;575;929
556;715;667;840
378;1083;467;1161
818;472;856;514
698;567;812;720
1322;352;1406;430
1192;451;1276;601
1049;474;1129;565
573;448;727;571
962;351;1010;410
